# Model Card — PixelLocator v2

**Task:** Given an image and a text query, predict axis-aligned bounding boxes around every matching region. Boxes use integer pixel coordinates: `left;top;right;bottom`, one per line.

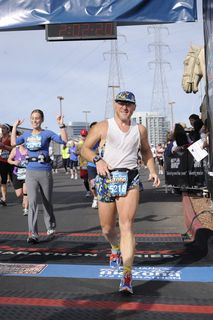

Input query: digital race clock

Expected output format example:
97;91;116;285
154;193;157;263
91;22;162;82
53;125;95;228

46;22;117;41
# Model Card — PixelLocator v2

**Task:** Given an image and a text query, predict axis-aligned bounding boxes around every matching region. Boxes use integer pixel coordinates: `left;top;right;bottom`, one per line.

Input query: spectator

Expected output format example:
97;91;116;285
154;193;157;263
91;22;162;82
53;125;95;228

164;132;174;158
150;143;157;163
188;114;200;128
172;123;191;155
156;143;165;174
189;118;204;142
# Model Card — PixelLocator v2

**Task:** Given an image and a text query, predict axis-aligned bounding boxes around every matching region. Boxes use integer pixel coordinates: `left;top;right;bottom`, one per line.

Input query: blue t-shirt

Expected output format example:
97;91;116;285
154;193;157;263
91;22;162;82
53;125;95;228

16;130;65;171
69;146;78;161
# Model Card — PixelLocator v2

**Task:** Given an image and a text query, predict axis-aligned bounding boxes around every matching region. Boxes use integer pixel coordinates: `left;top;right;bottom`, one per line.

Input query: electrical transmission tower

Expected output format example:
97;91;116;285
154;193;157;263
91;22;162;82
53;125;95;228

104;38;127;119
148;26;171;116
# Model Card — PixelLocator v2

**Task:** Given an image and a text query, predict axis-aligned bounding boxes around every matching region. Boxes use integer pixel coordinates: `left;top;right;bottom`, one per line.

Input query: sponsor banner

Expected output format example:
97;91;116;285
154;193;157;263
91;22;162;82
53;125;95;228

0;1;197;30
0;263;46;274
1;263;213;283
0;249;183;259
165;150;205;188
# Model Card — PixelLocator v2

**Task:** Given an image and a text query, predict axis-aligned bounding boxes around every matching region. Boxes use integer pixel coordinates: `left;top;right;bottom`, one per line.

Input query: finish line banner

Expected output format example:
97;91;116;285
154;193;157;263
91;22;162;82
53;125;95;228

0;1;197;30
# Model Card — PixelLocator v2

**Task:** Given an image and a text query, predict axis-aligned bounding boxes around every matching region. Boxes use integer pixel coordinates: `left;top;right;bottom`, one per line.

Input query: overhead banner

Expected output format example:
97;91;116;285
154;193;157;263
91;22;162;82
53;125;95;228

203;0;213;194
0;0;197;30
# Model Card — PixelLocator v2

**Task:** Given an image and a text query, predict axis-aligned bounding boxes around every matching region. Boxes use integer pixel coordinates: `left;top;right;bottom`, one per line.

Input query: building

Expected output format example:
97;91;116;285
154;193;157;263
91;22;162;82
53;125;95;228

132;111;170;146
67;121;87;140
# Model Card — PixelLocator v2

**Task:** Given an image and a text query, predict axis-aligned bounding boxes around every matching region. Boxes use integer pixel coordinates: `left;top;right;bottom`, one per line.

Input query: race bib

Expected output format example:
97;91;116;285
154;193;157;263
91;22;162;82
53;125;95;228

17;167;26;180
107;171;128;197
26;134;42;151
0;150;9;159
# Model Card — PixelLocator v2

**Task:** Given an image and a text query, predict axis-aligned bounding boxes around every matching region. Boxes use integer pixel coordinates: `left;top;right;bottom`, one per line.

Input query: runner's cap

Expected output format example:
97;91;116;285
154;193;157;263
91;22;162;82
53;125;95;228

115;91;136;104
80;129;88;137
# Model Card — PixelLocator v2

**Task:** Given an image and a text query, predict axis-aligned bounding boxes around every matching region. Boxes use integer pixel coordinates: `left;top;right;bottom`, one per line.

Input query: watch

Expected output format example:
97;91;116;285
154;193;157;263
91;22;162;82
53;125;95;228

93;155;102;164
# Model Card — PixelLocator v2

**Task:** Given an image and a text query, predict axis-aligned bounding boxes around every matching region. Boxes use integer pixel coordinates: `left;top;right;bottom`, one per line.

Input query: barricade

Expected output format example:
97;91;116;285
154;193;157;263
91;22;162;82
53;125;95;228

164;150;206;193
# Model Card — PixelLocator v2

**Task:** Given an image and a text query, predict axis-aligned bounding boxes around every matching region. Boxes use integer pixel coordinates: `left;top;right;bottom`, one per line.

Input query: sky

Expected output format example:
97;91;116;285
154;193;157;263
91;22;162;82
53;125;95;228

0;0;205;133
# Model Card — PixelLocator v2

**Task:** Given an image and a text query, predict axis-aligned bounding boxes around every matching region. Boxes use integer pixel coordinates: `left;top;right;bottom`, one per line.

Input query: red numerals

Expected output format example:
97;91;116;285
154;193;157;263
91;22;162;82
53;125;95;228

58;24;80;37
80;24;90;36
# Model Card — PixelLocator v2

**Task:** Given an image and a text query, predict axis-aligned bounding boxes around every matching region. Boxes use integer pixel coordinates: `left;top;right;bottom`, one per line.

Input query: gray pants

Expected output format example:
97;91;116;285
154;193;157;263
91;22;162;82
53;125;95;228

25;170;56;236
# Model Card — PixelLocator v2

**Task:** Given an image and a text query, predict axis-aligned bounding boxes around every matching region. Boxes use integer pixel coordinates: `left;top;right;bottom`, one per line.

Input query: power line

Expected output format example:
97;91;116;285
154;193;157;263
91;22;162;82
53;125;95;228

103;37;127;119
148;26;171;116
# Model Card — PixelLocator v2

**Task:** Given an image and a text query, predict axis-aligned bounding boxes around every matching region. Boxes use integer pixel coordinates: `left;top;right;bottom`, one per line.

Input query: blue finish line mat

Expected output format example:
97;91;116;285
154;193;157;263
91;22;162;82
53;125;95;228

1;263;213;283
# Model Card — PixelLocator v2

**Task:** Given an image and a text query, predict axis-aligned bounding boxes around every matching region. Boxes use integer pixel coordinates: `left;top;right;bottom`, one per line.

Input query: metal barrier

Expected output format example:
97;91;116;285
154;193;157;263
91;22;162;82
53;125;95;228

164;150;207;194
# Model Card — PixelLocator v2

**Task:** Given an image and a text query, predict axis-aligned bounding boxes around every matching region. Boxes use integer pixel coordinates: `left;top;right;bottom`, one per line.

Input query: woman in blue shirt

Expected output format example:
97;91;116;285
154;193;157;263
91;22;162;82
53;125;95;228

11;109;67;244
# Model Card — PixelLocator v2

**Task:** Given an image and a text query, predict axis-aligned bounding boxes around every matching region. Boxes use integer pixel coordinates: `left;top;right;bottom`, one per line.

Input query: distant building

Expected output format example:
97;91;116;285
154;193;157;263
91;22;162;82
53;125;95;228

132;111;170;146
66;121;87;139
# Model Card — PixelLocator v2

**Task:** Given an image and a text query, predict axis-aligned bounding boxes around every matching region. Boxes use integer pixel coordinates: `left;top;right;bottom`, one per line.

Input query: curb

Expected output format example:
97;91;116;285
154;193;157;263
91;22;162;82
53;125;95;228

182;192;203;241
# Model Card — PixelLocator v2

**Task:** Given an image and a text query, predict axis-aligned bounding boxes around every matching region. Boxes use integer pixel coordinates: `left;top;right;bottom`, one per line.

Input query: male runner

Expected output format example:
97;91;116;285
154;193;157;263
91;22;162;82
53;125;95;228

81;91;160;294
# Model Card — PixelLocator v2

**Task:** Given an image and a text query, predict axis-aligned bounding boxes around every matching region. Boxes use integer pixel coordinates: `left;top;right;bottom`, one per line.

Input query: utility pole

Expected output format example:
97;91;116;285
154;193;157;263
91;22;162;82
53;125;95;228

57;96;64;117
148;26;171;116
82;110;91;130
103;37;127;119
168;101;175;130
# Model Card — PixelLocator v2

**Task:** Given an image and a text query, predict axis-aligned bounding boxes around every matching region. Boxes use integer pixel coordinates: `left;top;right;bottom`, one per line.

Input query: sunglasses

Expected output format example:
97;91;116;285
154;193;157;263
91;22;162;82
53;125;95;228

116;100;135;106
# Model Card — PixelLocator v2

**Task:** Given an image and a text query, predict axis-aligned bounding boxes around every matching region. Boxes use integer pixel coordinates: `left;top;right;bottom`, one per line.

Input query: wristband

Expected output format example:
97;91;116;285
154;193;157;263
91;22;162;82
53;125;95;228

93;155;102;164
59;124;66;129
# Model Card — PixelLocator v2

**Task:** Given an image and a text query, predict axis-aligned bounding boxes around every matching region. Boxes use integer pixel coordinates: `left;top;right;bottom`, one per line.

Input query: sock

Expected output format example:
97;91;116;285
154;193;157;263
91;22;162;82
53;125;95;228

111;244;120;254
123;266;132;275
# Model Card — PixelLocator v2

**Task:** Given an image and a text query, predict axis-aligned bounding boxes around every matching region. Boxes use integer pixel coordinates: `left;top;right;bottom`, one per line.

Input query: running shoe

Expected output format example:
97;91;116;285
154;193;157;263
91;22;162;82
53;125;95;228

47;229;56;236
23;208;28;216
85;191;91;197
0;199;7;206
109;251;121;268
119;272;133;294
27;235;39;244
91;198;98;209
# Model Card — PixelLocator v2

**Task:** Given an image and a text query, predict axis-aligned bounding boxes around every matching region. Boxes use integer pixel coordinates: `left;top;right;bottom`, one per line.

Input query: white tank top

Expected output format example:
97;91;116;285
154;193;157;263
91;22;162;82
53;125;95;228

103;118;140;170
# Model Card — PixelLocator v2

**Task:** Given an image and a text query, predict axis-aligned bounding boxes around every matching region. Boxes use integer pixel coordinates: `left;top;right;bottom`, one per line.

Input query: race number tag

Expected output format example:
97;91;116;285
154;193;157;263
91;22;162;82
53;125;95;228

17;168;26;180
0;150;9;159
107;171;128;197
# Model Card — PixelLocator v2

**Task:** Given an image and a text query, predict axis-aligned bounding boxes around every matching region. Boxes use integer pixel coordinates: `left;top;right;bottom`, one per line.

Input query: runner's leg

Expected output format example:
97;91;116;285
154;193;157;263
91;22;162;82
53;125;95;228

116;187;139;267
98;201;119;246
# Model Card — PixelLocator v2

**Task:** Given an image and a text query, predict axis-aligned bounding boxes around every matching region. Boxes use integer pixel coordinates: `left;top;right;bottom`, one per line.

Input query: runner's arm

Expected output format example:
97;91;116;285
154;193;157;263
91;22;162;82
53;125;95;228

7;147;19;166
11;119;23;147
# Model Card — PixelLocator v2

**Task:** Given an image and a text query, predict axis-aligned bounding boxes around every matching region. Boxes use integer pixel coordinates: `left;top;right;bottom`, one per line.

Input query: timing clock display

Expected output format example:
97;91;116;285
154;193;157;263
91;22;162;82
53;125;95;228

46;22;117;41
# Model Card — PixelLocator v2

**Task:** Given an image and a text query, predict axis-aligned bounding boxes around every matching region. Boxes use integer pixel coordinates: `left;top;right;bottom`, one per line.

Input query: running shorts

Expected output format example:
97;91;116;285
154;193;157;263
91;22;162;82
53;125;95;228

95;168;139;203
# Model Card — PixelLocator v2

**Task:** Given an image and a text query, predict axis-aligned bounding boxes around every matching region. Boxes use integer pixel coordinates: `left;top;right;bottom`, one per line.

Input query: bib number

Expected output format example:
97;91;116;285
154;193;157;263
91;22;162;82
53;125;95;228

107;171;128;197
17;168;26;180
0;150;9;159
